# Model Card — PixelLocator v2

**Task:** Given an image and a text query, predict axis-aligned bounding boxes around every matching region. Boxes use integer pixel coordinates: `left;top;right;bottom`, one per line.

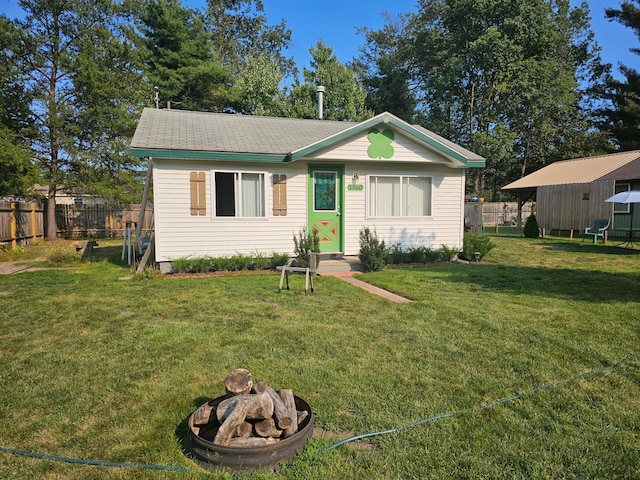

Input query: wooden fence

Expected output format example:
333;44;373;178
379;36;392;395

0;200;45;247
465;201;534;234
0;201;153;245
56;204;153;238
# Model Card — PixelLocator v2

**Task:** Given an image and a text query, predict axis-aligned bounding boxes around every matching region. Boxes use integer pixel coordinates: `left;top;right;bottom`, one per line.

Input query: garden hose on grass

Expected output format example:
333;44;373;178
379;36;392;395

0;445;187;472
323;352;637;452
0;352;635;471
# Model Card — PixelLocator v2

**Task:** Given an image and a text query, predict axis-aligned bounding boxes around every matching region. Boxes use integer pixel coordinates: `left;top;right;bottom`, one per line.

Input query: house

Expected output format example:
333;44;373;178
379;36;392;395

502;150;640;235
29;184;107;206
131;108;485;272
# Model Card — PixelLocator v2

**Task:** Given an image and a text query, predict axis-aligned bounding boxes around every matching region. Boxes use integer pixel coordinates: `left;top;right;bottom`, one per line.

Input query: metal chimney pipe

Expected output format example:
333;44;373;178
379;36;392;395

316;85;325;120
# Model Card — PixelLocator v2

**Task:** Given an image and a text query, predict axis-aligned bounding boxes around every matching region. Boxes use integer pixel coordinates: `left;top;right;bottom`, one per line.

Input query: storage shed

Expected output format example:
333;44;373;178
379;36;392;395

502;151;640;235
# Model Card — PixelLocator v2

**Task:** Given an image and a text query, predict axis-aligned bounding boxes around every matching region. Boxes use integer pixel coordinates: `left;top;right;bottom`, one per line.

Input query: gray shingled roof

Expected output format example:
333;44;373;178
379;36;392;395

131;108;355;155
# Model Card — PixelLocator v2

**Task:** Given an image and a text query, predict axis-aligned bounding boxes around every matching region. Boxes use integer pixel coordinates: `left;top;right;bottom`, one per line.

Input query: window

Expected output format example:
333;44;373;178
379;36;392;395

368;175;432;217
273;174;287;216
190;172;206;215
213;171;265;217
614;183;630;214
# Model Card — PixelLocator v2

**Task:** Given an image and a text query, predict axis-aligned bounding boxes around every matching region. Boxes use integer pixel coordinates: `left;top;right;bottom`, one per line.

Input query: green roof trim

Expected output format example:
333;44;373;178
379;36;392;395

131;148;288;163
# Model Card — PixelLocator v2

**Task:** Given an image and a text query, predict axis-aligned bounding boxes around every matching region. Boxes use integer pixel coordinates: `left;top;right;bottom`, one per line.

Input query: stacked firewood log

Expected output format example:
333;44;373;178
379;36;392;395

191;368;310;447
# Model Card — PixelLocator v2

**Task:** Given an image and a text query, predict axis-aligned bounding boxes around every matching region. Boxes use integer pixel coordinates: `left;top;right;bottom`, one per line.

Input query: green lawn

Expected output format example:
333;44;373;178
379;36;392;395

0;236;638;479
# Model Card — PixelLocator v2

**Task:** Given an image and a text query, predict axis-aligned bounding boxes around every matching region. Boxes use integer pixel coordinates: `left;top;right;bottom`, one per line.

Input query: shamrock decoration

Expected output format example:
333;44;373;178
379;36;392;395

367;128;395;159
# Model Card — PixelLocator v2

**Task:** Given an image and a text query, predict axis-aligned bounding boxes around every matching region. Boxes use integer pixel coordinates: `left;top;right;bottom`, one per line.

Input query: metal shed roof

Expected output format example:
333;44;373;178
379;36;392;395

502;150;640;191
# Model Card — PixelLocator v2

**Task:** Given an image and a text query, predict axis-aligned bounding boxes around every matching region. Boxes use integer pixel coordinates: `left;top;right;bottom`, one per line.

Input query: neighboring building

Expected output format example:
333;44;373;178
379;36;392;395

131;108;485;272
30;184;107;206
502;150;640;234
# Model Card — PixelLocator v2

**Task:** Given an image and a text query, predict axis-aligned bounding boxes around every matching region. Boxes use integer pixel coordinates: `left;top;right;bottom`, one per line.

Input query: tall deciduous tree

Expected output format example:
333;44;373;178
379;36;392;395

11;0;144;238
354;15;418;121
601;0;640;150
360;0;607;198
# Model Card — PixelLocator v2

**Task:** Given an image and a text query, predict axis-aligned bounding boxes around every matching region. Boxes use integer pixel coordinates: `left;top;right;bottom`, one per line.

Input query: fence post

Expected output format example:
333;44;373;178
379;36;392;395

31;203;37;241
10;202;17;248
108;205;114;237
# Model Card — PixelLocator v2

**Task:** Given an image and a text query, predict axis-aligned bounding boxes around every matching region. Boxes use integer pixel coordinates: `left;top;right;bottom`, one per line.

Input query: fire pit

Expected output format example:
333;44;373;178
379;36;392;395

187;369;314;472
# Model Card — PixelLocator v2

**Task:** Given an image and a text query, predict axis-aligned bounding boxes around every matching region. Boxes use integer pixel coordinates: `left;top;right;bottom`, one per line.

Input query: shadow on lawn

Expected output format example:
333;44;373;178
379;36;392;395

444;262;640;304
539;240;640;256
175;396;211;461
87;245;132;266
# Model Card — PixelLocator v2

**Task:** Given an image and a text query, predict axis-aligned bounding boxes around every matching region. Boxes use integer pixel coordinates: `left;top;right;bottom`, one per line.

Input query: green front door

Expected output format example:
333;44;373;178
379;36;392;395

309;165;343;253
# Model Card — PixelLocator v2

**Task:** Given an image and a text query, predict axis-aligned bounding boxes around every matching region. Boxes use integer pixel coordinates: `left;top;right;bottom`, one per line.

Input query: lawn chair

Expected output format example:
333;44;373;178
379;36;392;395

277;251;319;296
583;218;610;244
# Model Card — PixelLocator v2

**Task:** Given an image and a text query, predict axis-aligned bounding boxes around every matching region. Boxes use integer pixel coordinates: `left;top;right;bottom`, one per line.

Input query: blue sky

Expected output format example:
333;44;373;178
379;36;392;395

1;0;638;79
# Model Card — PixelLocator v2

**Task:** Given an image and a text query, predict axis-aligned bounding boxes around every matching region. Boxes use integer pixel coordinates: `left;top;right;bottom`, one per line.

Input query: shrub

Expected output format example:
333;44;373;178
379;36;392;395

437;245;459;263
293;227;320;268
46;245;81;263
359;227;386;272
407;245;428;263
269;252;290;269
387;243;408;264
523;213;540;238
462;232;494;261
171;256;216;273
251;251;270;270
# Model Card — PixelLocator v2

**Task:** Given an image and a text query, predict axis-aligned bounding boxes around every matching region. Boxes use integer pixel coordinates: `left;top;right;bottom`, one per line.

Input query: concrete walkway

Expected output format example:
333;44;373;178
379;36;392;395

318;257;412;303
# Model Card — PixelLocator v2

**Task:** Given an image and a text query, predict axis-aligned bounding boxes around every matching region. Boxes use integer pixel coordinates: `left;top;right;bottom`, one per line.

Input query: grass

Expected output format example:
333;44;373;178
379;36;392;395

0;235;638;479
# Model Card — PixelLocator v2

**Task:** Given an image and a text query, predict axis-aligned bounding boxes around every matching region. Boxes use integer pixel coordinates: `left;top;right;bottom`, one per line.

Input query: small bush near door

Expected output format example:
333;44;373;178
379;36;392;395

293;227;320;268
359;227;387;272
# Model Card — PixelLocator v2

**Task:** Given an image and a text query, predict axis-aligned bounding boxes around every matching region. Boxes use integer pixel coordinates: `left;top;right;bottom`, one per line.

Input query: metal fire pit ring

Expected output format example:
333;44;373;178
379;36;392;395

188;395;314;472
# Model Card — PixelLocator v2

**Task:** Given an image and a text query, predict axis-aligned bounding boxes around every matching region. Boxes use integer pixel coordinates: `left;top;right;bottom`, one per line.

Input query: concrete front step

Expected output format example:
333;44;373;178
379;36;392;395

316;256;363;275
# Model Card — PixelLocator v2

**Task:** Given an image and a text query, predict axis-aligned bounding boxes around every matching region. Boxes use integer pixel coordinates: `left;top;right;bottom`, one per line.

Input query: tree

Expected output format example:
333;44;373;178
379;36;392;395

137;0;235;112
0;15;36;196
10;0;147;238
284;42;373;121
71;17;148;204
204;0;294;79
600;0;640;150
360;0;607;198
354;15;418;121
235;53;289;115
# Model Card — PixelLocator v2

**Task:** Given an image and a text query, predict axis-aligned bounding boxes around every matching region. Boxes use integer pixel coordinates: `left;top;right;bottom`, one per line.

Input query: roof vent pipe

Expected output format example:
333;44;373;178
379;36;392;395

316;85;325;120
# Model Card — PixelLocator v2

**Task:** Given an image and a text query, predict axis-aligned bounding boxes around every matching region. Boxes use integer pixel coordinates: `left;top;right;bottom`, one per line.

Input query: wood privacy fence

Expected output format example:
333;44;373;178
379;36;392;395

56;204;153;238
0;200;45;247
465;201;534;234
0;201;153;246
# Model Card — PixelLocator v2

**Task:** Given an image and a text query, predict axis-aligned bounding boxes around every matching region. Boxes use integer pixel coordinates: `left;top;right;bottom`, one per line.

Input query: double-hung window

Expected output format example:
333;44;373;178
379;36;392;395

369;175;432;217
614;183;631;214
213;171;265;217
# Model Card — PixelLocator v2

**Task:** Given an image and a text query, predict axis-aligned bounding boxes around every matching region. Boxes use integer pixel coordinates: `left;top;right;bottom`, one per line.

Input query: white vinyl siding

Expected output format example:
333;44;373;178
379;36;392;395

153;160;308;262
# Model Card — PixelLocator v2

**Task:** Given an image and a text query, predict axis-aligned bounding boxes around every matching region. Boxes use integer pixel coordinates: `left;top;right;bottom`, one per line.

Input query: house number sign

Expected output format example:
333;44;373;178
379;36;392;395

347;184;364;191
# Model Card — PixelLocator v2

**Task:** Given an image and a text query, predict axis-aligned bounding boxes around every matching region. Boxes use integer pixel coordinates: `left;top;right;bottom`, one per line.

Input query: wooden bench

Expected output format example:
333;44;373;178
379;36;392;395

73;240;98;260
277;252;319;296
